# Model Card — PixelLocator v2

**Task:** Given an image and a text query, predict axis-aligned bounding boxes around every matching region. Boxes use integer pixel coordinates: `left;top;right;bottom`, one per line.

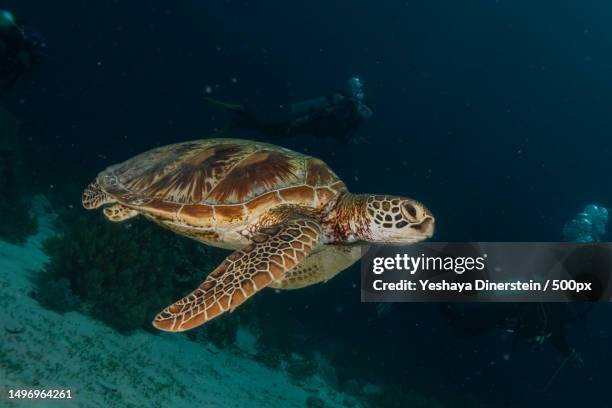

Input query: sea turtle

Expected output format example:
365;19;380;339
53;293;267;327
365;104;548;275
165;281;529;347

82;138;434;332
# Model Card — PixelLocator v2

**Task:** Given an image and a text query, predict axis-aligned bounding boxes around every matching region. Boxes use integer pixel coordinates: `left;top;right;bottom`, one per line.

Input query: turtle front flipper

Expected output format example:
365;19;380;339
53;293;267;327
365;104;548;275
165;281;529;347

269;244;363;289
152;218;322;332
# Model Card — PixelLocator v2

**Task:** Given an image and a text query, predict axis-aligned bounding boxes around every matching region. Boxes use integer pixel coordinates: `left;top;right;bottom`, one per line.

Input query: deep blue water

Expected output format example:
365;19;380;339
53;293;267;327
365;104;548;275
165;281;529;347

3;1;612;406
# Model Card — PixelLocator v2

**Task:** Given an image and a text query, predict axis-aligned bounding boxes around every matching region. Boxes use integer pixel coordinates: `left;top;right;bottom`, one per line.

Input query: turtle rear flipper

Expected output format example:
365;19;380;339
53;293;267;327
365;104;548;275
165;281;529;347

82;181;115;209
153;218;322;332
103;204;139;222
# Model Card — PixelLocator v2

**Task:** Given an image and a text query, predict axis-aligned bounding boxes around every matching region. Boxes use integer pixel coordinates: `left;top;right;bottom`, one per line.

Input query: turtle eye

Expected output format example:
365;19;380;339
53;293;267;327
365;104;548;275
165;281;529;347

403;202;417;219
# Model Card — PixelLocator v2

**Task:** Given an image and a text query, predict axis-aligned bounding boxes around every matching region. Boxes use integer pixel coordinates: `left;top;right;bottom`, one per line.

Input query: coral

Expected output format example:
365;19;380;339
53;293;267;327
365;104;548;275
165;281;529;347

33;277;80;313
0;107;37;243
35;212;225;333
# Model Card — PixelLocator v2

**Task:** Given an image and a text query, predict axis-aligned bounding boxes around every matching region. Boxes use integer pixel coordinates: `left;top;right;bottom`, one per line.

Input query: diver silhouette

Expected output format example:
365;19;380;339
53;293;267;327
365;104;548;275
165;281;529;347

0;9;45;92
206;77;372;143
438;303;590;356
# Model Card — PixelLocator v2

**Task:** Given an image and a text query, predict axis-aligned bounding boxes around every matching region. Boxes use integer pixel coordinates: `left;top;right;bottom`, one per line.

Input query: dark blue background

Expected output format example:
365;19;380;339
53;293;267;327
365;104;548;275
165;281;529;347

3;1;611;406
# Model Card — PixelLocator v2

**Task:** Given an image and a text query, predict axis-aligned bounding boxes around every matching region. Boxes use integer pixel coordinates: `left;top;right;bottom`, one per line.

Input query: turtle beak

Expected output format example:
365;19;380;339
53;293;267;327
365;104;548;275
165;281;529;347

411;216;435;238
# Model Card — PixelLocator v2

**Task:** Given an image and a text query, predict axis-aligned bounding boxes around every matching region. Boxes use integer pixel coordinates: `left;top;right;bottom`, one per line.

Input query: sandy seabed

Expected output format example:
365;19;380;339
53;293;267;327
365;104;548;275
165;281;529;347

0;203;358;408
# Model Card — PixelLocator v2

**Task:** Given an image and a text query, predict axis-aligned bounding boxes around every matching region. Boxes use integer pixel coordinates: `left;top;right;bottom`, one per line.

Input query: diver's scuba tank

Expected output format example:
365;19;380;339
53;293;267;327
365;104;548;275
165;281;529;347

290;76;373;119
290;97;331;117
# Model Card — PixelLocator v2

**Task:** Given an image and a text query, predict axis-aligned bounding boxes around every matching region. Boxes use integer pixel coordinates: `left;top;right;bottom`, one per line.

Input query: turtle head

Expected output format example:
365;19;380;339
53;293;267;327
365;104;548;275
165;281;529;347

363;195;434;243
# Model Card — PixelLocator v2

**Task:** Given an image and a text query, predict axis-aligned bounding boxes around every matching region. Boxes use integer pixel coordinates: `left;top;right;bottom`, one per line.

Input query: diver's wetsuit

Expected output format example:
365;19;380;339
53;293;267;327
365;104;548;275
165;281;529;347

0;22;42;91
220;93;368;143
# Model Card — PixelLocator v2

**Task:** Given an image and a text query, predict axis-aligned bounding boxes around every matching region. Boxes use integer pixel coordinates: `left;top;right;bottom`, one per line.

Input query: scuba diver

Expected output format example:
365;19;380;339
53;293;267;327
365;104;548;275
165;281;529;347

438;303;591;356
206;77;373;143
0;9;45;92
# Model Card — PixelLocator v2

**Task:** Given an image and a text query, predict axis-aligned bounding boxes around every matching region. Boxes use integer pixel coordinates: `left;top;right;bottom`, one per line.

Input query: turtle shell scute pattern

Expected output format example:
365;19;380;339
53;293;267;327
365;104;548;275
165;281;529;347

95;139;346;208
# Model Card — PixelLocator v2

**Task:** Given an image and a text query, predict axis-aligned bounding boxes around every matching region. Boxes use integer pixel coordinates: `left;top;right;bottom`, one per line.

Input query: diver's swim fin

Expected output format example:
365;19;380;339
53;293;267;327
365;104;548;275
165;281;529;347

204;97;243;111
